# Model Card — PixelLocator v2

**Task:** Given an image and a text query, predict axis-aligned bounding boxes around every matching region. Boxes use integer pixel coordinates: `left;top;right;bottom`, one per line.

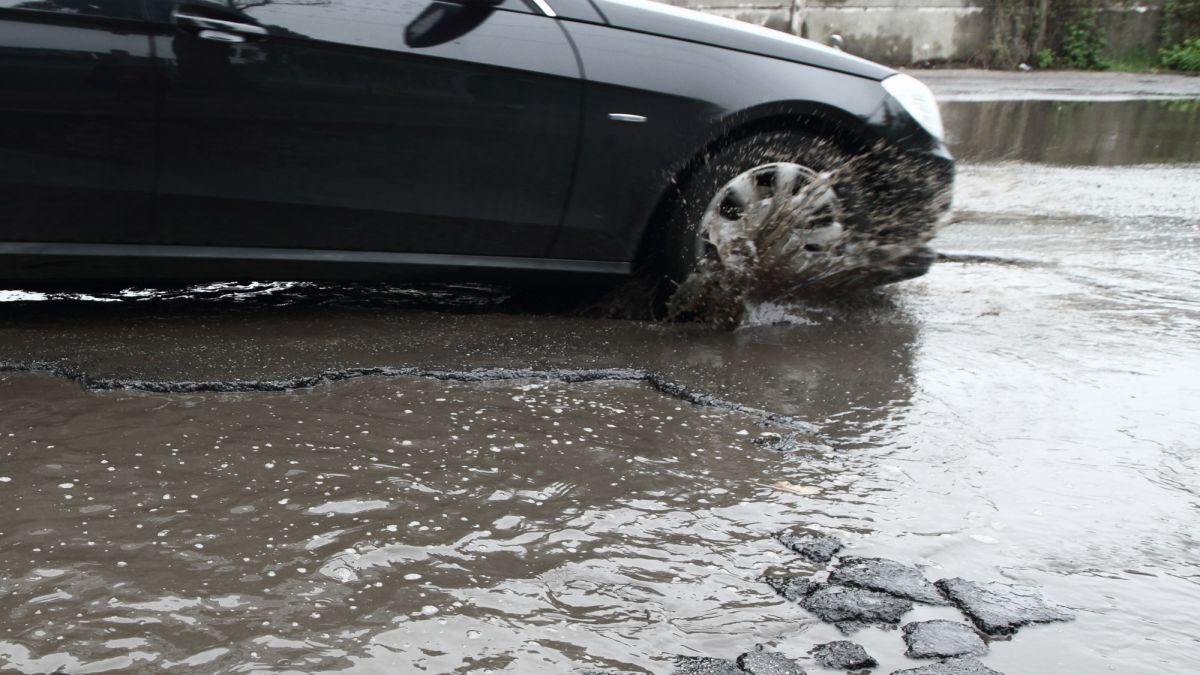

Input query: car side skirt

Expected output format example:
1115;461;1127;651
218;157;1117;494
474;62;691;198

0;243;631;282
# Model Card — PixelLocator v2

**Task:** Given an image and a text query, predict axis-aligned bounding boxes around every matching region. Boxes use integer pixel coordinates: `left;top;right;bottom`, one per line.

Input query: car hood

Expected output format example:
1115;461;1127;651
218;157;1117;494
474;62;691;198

587;0;895;80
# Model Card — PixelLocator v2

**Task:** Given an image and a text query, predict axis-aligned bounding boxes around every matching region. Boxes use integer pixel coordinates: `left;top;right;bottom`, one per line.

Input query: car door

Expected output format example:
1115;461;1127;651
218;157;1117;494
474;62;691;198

0;0;156;246
145;0;582;259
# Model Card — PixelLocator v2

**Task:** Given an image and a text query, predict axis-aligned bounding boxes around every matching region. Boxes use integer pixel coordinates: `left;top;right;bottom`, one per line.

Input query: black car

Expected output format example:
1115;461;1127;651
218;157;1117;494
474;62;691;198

0;0;952;303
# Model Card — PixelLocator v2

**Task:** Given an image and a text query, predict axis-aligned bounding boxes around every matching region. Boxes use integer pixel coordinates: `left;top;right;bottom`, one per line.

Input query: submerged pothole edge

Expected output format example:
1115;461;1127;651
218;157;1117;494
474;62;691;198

0;360;819;435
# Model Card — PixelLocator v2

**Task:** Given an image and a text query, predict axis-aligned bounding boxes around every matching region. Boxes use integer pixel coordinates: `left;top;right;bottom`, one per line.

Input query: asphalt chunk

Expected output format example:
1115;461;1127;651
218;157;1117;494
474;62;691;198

890;657;1004;675
737;647;807;675
935;578;1074;636
800;584;913;627
830;557;947;605
902;620;988;659
752;432;808;453
763;574;819;601
776;531;844;563
810;641;877;670
672;657;744;675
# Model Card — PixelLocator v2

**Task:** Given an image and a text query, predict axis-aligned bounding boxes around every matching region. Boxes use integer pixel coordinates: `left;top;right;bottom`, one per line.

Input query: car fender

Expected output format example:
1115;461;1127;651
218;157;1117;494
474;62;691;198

549;21;925;264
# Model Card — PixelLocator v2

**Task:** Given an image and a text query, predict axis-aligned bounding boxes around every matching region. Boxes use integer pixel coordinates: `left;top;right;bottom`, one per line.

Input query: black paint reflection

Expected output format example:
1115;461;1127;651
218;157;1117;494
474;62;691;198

7;0;139;19
405;1;494;49
0;13;155;243
152;0;581;256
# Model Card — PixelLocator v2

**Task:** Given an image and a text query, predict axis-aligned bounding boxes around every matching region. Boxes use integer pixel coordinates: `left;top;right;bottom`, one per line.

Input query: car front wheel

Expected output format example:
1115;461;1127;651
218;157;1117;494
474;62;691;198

662;130;936;321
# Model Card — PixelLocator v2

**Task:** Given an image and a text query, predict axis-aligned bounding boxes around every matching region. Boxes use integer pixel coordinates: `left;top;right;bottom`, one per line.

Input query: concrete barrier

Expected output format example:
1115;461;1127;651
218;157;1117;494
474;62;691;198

664;0;1167;66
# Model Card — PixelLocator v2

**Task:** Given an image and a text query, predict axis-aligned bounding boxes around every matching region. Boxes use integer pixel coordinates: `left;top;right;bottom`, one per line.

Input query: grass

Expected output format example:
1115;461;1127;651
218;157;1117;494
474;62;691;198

1161;38;1200;71
1106;47;1163;72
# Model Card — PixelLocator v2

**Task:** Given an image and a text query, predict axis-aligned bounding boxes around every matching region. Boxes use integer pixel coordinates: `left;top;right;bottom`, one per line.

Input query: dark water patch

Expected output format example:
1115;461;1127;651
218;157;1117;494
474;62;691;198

943;99;1200;165
0;373;803;673
0;271;908;329
0;289;926;433
0;361;819;434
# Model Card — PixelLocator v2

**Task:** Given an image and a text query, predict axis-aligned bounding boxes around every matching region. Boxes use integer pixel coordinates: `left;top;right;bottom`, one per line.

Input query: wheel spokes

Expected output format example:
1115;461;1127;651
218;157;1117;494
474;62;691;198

701;163;848;274
771;163;804;199
723;173;759;213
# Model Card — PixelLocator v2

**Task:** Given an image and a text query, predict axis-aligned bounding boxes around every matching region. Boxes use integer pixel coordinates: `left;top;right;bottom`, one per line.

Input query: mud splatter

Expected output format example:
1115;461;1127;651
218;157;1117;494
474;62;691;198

667;142;952;327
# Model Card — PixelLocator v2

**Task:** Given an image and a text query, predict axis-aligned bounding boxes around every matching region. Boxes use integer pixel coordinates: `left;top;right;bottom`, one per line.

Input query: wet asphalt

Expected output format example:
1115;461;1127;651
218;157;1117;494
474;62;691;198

2;82;1199;674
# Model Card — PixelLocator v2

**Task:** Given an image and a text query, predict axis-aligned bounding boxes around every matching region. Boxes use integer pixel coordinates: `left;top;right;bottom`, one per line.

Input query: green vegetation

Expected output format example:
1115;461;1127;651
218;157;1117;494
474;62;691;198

1060;15;1109;69
1159;0;1200;70
987;0;1199;71
986;0;1112;69
1105;47;1160;72
1160;37;1200;70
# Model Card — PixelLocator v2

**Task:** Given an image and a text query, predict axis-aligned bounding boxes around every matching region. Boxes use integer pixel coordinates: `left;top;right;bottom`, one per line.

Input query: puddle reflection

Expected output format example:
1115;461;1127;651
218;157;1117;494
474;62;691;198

944;98;1200;165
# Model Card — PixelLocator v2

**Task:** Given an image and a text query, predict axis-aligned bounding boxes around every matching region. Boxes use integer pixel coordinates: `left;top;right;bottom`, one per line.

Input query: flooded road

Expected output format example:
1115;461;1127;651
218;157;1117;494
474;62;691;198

2;93;1200;674
943;98;1200;165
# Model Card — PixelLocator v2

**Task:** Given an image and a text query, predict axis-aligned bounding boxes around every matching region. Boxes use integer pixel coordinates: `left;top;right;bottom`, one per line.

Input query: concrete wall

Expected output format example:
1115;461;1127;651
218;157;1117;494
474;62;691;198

1096;4;1164;59
667;0;1166;66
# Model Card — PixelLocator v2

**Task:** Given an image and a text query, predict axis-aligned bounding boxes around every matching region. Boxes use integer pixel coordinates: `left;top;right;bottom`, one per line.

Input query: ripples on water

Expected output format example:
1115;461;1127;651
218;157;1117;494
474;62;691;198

2;155;1200;672
0;375;817;673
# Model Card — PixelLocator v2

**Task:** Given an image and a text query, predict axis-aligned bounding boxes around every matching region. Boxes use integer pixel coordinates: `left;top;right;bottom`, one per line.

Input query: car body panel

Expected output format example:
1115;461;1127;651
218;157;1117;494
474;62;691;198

148;0;581;256
549;20;908;262
587;0;893;80
0;8;156;246
545;0;606;23
0;0;951;285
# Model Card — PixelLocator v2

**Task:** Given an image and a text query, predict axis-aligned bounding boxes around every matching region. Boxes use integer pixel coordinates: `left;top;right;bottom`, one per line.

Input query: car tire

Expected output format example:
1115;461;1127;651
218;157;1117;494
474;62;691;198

661;130;876;317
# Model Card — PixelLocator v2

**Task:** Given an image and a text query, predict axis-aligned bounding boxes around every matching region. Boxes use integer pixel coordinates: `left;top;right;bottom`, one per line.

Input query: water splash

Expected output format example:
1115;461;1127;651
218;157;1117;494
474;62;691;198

667;143;953;328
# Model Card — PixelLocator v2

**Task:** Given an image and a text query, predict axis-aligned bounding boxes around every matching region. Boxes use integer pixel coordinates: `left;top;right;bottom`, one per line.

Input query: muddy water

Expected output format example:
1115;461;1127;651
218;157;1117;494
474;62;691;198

3;119;1200;673
0;374;804;673
943;98;1200;165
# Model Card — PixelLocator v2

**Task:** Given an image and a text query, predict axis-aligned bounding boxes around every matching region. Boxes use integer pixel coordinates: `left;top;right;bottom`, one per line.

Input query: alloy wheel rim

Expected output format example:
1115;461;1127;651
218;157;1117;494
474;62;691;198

697;162;846;271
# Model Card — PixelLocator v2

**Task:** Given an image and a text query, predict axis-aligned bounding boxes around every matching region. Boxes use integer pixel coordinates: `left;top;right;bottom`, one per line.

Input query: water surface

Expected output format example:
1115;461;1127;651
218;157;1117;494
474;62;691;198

2;109;1199;673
